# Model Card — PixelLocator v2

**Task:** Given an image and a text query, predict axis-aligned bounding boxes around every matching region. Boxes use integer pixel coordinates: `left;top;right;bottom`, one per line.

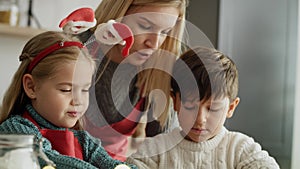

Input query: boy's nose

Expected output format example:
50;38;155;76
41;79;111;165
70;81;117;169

196;108;207;124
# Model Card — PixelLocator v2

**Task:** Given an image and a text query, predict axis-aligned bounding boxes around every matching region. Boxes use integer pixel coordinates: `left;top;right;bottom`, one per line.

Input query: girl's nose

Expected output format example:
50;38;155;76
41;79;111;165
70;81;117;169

71;91;82;106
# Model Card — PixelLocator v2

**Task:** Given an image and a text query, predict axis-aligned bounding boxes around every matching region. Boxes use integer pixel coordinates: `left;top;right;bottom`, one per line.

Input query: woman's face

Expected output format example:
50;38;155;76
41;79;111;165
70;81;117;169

121;5;179;66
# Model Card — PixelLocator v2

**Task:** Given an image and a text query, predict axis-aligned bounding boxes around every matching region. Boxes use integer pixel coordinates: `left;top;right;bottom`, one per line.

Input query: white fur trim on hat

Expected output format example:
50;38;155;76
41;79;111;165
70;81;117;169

106;20;121;39
66;18;97;28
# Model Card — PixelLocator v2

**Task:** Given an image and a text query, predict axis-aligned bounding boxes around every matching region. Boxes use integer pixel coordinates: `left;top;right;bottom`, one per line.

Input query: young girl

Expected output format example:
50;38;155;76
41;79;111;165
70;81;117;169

78;0;189;161
0;31;136;169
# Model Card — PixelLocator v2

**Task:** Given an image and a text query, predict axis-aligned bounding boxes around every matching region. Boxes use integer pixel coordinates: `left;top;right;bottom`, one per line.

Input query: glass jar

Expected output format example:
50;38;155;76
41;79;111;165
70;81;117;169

0;0;19;26
0;134;56;169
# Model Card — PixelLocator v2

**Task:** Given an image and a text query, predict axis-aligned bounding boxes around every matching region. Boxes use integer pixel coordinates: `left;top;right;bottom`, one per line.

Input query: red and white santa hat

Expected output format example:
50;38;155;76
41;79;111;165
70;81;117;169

59;7;97;32
105;20;134;57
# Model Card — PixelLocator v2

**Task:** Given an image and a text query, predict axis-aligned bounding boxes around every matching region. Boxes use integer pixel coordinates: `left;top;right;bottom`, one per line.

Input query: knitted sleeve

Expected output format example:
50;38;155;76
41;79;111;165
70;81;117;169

0;116;137;169
0;116;100;168
76;131;138;169
127;155;158;169
126;134;165;169
233;133;280;169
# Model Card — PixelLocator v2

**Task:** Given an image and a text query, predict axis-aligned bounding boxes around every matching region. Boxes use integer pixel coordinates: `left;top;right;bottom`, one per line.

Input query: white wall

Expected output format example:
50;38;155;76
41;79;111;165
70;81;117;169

33;0;100;30
0;35;27;100
0;0;101;100
218;0;297;168
291;1;300;168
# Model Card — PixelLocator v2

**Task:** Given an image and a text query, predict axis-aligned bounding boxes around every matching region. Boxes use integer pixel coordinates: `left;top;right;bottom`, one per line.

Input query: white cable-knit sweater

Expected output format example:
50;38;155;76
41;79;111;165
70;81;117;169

126;127;280;169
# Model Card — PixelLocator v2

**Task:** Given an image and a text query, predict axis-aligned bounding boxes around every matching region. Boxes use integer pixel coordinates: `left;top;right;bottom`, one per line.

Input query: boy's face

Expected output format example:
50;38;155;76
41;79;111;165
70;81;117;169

174;93;240;143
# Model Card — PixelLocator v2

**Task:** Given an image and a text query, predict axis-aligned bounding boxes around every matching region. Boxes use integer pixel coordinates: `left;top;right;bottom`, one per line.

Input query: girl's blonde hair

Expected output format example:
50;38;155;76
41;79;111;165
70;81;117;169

0;31;95;129
92;0;189;127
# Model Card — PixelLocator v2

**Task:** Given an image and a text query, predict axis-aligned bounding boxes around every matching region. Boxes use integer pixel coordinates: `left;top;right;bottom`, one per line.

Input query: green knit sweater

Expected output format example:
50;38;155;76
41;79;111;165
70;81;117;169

0;104;137;169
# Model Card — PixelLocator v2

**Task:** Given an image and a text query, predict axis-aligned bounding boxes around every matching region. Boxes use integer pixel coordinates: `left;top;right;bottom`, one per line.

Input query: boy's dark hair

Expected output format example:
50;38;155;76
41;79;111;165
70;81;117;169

171;46;239;102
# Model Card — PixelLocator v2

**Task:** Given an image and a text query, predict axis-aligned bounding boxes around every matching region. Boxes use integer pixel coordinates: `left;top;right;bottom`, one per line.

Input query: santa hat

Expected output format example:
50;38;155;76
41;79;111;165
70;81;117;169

59;7;96;34
104;20;134;57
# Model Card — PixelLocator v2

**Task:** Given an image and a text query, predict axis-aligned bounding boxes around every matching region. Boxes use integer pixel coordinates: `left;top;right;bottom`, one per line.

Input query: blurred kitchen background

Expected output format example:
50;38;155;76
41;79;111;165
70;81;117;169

0;0;299;168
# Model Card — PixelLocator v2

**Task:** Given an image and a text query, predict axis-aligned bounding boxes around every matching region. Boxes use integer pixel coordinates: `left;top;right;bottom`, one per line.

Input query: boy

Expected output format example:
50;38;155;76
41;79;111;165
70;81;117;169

126;46;280;169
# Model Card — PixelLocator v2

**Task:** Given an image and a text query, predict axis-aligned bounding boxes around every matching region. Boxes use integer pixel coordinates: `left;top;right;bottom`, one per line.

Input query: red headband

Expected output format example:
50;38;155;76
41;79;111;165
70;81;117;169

27;41;85;73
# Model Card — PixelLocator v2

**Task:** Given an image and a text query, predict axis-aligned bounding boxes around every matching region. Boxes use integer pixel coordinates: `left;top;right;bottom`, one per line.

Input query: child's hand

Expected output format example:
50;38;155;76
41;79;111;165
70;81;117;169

42;166;55;169
114;164;131;169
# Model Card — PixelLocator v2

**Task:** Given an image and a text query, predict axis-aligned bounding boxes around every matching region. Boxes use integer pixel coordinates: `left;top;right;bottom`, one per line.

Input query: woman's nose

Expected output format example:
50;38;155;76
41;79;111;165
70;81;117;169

145;33;162;49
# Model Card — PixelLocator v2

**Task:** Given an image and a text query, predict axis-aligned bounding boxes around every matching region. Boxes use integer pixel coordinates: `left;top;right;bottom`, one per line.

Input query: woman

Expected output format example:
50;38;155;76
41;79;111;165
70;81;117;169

79;0;189;161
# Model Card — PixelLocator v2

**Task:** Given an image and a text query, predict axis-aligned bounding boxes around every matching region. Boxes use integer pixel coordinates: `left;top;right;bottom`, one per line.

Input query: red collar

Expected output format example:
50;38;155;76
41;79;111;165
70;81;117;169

23;112;83;159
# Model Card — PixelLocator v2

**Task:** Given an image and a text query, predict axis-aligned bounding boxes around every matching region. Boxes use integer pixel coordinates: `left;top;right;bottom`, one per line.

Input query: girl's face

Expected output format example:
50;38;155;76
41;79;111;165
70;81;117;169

31;57;93;128
174;93;239;143
120;5;179;66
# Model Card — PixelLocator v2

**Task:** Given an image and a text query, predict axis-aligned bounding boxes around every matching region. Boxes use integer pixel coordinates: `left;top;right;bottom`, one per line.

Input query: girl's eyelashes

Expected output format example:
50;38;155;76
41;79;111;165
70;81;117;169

59;87;90;93
82;89;90;92
60;89;71;92
82;85;91;92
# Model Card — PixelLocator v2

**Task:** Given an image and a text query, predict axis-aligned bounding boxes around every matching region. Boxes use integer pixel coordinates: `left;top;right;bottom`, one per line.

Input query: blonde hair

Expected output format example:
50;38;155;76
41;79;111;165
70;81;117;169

0;31;95;129
93;0;189;127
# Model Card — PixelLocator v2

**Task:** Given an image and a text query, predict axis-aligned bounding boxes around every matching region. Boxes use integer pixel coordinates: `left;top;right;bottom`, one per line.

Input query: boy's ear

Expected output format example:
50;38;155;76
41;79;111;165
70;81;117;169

172;92;181;112
226;97;240;118
23;74;37;99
